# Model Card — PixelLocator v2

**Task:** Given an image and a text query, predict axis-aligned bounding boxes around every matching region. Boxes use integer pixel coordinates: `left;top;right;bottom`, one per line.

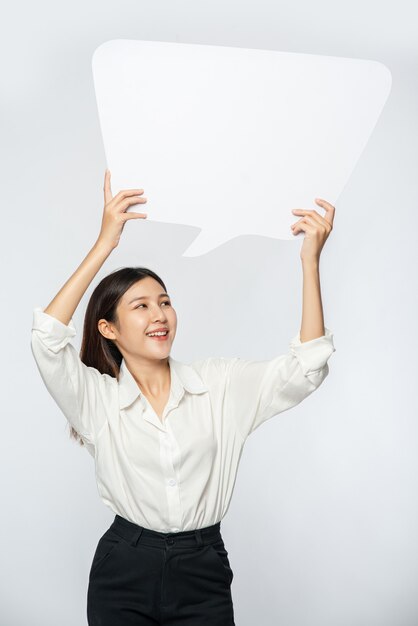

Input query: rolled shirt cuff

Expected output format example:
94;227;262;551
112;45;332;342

289;327;336;376
32;307;77;353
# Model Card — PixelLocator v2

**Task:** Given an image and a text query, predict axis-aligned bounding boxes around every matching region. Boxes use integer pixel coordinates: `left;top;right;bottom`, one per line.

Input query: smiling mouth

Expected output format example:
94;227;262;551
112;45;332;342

146;331;169;341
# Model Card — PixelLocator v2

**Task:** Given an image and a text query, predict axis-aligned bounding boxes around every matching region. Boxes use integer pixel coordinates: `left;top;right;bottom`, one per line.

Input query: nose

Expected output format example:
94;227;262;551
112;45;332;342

151;305;168;323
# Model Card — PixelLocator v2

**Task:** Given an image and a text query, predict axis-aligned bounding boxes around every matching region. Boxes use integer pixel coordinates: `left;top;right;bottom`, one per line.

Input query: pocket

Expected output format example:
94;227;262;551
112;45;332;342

208;540;234;586
89;528;125;578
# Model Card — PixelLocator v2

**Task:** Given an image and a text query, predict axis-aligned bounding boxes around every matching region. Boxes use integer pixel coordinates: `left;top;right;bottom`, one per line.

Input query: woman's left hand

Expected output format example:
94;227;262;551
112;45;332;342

290;198;335;264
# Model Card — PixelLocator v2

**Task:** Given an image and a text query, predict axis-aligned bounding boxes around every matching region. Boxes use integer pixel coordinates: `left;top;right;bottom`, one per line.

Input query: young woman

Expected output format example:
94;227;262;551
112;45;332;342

31;170;336;625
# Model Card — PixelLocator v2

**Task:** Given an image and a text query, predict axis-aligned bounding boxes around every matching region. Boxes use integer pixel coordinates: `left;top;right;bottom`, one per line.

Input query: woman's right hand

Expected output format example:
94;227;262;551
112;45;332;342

97;169;148;250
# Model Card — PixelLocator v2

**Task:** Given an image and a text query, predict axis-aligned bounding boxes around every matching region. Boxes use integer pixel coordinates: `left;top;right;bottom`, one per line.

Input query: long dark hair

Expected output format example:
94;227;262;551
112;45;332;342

70;266;168;446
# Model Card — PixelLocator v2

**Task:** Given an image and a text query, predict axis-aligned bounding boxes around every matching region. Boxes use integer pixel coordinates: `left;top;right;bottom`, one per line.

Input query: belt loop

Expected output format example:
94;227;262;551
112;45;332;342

195;529;203;547
130;527;144;547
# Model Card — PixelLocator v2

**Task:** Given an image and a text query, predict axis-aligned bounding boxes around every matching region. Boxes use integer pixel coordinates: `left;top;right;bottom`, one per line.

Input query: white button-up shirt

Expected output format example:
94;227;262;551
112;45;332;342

31;307;336;533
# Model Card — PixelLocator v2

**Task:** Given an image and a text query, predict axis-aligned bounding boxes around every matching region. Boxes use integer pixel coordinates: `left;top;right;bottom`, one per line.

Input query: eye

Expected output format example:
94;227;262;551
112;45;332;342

135;300;171;309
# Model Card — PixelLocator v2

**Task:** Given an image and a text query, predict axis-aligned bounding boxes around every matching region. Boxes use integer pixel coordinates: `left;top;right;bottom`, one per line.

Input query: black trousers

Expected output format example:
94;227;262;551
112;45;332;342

87;514;235;625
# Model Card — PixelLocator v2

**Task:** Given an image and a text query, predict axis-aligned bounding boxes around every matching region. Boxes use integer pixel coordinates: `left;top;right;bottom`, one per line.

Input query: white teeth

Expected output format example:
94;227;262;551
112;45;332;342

147;331;168;337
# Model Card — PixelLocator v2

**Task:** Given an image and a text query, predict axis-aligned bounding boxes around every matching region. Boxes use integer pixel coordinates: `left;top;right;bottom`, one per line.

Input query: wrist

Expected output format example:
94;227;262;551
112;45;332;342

301;257;320;271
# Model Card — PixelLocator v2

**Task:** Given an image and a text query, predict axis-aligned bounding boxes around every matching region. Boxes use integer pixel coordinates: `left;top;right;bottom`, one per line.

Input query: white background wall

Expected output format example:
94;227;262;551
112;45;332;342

1;1;418;624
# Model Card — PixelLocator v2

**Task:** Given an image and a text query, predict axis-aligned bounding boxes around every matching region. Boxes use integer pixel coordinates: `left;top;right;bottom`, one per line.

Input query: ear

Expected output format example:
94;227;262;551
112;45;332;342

97;319;117;340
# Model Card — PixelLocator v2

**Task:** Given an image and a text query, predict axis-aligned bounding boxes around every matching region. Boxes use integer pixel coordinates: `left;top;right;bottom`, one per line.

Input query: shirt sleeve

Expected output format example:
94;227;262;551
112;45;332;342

225;327;336;440
30;307;113;444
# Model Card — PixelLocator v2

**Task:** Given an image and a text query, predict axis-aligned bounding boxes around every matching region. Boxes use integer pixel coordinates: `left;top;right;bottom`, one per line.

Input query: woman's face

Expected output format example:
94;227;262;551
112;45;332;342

102;277;177;362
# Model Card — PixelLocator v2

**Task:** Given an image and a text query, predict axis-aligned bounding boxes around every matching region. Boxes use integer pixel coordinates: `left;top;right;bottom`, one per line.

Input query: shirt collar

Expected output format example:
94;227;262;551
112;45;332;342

118;355;208;410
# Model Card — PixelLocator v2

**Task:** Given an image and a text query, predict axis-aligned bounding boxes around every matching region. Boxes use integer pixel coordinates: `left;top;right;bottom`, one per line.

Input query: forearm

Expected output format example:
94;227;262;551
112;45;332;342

43;238;114;326
299;259;325;343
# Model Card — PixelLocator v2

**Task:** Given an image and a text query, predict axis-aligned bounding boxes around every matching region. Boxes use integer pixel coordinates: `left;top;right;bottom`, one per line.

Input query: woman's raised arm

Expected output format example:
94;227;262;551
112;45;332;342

43;169;148;325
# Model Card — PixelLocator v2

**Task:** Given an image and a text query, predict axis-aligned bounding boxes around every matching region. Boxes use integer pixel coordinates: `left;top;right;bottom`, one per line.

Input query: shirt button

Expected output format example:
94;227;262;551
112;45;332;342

168;478;177;486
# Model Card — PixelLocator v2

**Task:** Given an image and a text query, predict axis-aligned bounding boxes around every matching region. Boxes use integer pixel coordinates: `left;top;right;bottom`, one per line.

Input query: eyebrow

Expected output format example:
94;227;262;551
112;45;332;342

128;292;170;304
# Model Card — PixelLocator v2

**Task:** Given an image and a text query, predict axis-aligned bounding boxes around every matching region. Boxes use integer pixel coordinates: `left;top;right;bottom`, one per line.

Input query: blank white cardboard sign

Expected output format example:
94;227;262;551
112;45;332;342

92;40;392;257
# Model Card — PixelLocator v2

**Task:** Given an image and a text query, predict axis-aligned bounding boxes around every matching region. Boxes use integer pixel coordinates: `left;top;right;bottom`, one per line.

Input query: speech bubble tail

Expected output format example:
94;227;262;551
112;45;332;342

182;229;231;257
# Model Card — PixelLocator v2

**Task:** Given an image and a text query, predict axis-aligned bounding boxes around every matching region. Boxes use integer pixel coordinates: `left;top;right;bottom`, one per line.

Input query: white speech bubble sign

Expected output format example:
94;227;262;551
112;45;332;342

92;40;392;257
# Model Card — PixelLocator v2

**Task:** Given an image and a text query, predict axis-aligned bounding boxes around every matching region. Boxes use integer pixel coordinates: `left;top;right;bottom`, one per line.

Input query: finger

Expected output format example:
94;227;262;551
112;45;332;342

291;217;315;236
315;198;335;226
303;215;329;231
108;189;146;209
104;169;113;205
315;198;335;210
123;212;148;220
118;195;148;212
292;208;332;231
291;215;327;233
113;188;145;201
291;218;305;235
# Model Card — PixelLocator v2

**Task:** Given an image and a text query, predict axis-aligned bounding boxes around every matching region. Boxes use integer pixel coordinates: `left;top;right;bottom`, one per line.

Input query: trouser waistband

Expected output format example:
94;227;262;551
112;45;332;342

111;514;222;548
